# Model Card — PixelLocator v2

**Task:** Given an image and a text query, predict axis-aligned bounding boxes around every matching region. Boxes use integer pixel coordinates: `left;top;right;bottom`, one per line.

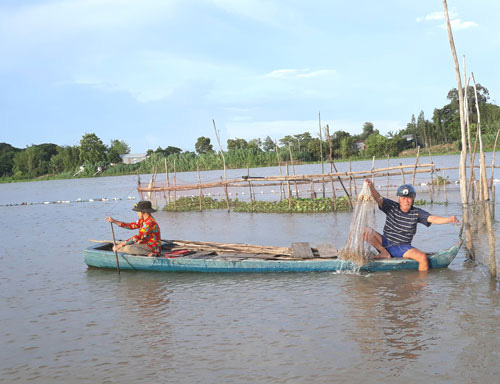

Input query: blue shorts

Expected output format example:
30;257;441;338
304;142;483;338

381;235;414;258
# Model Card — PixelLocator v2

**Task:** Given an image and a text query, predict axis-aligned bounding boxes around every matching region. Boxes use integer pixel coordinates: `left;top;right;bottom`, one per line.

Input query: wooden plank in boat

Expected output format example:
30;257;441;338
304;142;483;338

315;243;339;258
291;242;314;259
180;251;216;259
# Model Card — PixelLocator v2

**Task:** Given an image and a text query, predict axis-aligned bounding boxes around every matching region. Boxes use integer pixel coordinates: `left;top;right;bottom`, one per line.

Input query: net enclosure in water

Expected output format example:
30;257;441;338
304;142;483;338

341;181;377;266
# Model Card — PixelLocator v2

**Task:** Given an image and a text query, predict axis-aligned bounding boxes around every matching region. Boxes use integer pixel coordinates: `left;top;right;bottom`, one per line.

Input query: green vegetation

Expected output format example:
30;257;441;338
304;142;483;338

163;196;352;213
2;84;499;182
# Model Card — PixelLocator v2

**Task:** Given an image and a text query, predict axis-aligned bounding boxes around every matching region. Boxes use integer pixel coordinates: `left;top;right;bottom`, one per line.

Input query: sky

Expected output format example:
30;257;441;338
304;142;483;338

1;0;499;153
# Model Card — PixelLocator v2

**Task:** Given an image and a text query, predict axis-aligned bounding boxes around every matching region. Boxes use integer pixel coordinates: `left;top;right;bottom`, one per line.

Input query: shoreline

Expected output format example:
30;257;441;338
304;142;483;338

1;148;497;184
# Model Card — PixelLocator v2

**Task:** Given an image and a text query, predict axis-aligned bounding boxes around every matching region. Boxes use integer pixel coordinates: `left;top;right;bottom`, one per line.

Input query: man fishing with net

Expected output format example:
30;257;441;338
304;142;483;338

364;179;459;271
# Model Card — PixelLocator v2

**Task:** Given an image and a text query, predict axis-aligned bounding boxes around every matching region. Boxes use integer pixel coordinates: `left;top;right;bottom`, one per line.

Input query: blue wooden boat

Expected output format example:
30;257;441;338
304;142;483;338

83;239;462;273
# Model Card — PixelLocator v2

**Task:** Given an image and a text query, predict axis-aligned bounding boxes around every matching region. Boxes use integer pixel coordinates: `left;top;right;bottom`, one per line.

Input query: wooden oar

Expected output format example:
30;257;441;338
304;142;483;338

109;223;120;274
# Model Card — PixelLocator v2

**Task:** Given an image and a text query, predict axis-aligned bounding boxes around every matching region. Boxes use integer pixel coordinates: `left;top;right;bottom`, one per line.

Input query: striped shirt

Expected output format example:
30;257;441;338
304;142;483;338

380;198;431;245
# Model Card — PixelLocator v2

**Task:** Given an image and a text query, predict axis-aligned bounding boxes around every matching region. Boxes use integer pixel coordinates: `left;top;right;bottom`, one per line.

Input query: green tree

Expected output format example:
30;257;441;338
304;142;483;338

339;136;355;158
79;133;107;164
248;138;262;151
50;146;80;173
293;132;313;152
12;144;57;178
279;135;296;149
360;122;375;140
227;138;249;151
262;136;276;152
0;143;21;177
109;139;130;155
195;137;214;154
365;134;391;157
107;148;122;163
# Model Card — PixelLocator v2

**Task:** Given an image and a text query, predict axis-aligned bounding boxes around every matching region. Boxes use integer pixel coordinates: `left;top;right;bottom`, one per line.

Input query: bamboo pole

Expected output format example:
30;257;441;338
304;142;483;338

484;201;497;278
310;180;316;199
221;177;230;212
351;161;358;200
165;159;171;204
197;160;203;212
286;162;292;209
137;173;144;201
412;146;420;186
371;156;375;183
288;143;299;198
325;125;352;209
427;146;435;202
173;159;177;211
348;160;352;197
491;131;499;219
139;164;443;194
170;239;292;256
319;112;326;198
213;119;227;181
472;73;489;201
490;129;499;190
275;144;284;201
442;170;448;204
331;176;337;211
386;155;390;196
443;0;472;258
247;166;254;211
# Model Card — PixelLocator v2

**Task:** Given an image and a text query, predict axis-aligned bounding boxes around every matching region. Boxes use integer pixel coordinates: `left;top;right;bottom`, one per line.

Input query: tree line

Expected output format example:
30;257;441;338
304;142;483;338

1;85;499;181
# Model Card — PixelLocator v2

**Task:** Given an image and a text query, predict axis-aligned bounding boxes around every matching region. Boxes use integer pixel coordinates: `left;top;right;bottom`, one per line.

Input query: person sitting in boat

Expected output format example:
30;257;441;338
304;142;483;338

364;179;459;271
105;200;161;257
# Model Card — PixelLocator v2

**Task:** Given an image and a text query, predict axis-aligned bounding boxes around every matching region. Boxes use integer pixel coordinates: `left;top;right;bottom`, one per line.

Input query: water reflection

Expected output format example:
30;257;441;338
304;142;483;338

345;273;430;364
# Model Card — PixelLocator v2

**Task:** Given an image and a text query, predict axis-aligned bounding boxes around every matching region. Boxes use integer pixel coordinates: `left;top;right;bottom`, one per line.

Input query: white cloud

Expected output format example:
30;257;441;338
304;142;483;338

448;19;479;31
417;8;477;30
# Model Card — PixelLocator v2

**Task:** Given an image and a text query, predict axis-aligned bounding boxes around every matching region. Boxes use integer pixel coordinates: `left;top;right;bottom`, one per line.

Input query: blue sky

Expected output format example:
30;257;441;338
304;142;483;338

1;0;499;153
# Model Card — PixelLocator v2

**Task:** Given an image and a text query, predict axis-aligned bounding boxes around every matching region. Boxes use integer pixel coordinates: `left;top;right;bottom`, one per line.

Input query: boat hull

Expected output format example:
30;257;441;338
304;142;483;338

83;241;462;273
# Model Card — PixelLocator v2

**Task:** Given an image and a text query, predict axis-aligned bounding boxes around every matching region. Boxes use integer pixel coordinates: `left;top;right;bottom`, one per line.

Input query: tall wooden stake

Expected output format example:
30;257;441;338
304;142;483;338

173;159;177;211
165;158;171;204
319;112;326;198
197;160;203;212
275;144;284;201
213;119;227;181
221;177;230;212
386;155;390;196
286;162;292;209
288;143;299;198
325;125;352;209
443;0;472;258
412;146;420;186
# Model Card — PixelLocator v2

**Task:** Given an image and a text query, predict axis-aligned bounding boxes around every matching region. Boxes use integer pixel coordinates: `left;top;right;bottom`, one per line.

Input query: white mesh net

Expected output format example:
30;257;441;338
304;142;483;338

341;181;377;266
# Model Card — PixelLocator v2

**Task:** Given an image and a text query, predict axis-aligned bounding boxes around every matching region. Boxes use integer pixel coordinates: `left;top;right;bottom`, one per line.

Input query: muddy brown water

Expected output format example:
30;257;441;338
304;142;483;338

1;154;500;383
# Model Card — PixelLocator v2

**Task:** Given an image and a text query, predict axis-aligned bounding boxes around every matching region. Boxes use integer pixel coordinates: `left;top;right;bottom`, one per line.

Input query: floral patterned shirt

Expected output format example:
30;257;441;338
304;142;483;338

119;216;161;255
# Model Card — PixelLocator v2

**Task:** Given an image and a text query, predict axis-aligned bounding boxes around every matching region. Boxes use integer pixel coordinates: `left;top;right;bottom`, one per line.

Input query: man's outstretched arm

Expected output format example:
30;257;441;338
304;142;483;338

428;215;459;224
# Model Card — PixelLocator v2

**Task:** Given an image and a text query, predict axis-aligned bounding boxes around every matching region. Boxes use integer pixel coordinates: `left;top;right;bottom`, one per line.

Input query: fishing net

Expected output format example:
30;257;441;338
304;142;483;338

341;181;377;266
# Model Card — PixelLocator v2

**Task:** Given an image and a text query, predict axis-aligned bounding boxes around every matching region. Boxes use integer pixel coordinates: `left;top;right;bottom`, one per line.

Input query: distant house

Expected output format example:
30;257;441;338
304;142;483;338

120;153;149;164
354;141;366;153
402;134;415;142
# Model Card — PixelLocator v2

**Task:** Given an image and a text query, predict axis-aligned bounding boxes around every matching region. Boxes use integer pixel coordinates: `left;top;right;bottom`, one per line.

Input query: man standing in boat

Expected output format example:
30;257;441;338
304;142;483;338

364;179;458;271
105;200;161;257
